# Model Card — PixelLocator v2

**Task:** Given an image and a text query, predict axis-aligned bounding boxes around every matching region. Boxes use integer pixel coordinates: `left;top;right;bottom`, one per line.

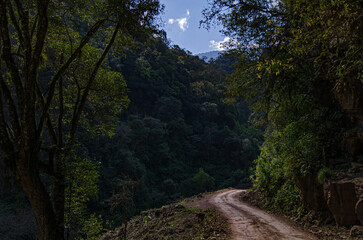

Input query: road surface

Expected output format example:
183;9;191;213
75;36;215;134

192;189;316;240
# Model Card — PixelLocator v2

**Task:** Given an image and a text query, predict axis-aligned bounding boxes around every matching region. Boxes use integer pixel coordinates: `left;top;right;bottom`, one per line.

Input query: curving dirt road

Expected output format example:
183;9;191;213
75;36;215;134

192;189;317;240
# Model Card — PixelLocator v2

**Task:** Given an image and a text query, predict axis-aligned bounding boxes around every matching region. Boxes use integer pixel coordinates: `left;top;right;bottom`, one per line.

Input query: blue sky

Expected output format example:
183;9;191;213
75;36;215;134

159;0;228;55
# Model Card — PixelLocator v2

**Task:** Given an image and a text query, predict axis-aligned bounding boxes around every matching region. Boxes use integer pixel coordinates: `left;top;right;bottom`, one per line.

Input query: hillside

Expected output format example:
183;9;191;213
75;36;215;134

101;194;230;240
102;189;354;240
0;37;262;239
82;38;262;227
196;51;223;62
0;1;362;239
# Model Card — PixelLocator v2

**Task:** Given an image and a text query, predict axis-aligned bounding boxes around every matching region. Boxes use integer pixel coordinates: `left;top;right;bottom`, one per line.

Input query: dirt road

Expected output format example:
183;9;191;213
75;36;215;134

193;189;316;240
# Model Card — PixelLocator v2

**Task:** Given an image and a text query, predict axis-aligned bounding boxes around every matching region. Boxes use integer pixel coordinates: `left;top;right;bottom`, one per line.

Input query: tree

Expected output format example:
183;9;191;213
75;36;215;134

192;168;215;192
202;0;361;214
0;0;162;239
202;0;362;117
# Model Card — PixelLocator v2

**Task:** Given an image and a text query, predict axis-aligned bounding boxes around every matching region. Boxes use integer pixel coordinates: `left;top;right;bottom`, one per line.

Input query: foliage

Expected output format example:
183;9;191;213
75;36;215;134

202;0;359;214
1;3;263;237
0;0;162;238
317;168;335;185
78;214;104;240
272;179;303;216
192;168;215;192
285;0;362;88
81;39;263;226
221;169;248;188
65;155;100;239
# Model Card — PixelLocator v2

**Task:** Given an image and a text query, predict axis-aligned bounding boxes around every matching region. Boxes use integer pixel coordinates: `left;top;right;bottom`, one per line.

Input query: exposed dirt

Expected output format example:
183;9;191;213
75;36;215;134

187;189;317;240
101;203;230;240
101;189;356;239
240;189;353;239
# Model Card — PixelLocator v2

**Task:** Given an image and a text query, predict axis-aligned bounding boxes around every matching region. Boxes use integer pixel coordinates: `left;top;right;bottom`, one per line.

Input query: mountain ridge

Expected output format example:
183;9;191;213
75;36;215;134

196;50;223;61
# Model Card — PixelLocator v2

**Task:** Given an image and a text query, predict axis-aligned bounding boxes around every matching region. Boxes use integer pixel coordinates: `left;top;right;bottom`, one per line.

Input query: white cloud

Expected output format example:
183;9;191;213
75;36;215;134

209;37;238;51
177;18;188;31
167;10;190;32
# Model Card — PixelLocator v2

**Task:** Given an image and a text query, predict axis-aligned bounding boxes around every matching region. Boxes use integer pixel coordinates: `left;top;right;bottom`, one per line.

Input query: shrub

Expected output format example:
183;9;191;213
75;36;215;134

192;168;215;192
317;168;334;184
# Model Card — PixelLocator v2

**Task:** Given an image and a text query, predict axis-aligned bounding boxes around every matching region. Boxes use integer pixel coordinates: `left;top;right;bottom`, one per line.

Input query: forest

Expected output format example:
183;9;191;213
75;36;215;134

0;0;362;239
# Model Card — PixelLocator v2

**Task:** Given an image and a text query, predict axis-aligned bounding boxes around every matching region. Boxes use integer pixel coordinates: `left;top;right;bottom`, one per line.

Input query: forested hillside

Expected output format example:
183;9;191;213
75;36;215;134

0;21;261;240
196;50;223;62
81;38;262;223
1;0;362;239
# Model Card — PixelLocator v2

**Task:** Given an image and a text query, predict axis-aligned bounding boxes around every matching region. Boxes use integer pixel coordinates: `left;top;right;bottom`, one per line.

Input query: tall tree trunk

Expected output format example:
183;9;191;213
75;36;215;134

53;152;66;239
17;157;63;240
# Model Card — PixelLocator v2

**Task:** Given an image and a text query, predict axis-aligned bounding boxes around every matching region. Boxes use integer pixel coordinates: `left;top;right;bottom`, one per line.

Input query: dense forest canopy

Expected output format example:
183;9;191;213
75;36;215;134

1;0;362;239
84;38;262;223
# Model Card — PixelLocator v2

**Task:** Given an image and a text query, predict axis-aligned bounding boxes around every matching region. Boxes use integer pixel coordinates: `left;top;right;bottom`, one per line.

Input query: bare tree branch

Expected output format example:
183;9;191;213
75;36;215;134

0;0;24;107
13;0;32;71
0;72;21;139
36;19;106;140
0;86;15;157
68;22;121;147
30;0;49;79
58;71;64;148
35;81;57;145
6;1;25;49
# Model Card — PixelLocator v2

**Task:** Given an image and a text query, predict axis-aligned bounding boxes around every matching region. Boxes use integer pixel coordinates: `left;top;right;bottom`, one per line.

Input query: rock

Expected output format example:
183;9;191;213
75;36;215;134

356;199;363;225
354;179;363;225
345;136;363;156
324;180;359;226
333;84;363;121
351;162;363;170
350;225;363;238
295;175;330;214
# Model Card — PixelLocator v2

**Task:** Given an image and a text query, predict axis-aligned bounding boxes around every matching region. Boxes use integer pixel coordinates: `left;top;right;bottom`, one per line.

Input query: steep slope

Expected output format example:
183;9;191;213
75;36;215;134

102;190;320;240
0;37;262;239
101;196;230;240
79;38;263;225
